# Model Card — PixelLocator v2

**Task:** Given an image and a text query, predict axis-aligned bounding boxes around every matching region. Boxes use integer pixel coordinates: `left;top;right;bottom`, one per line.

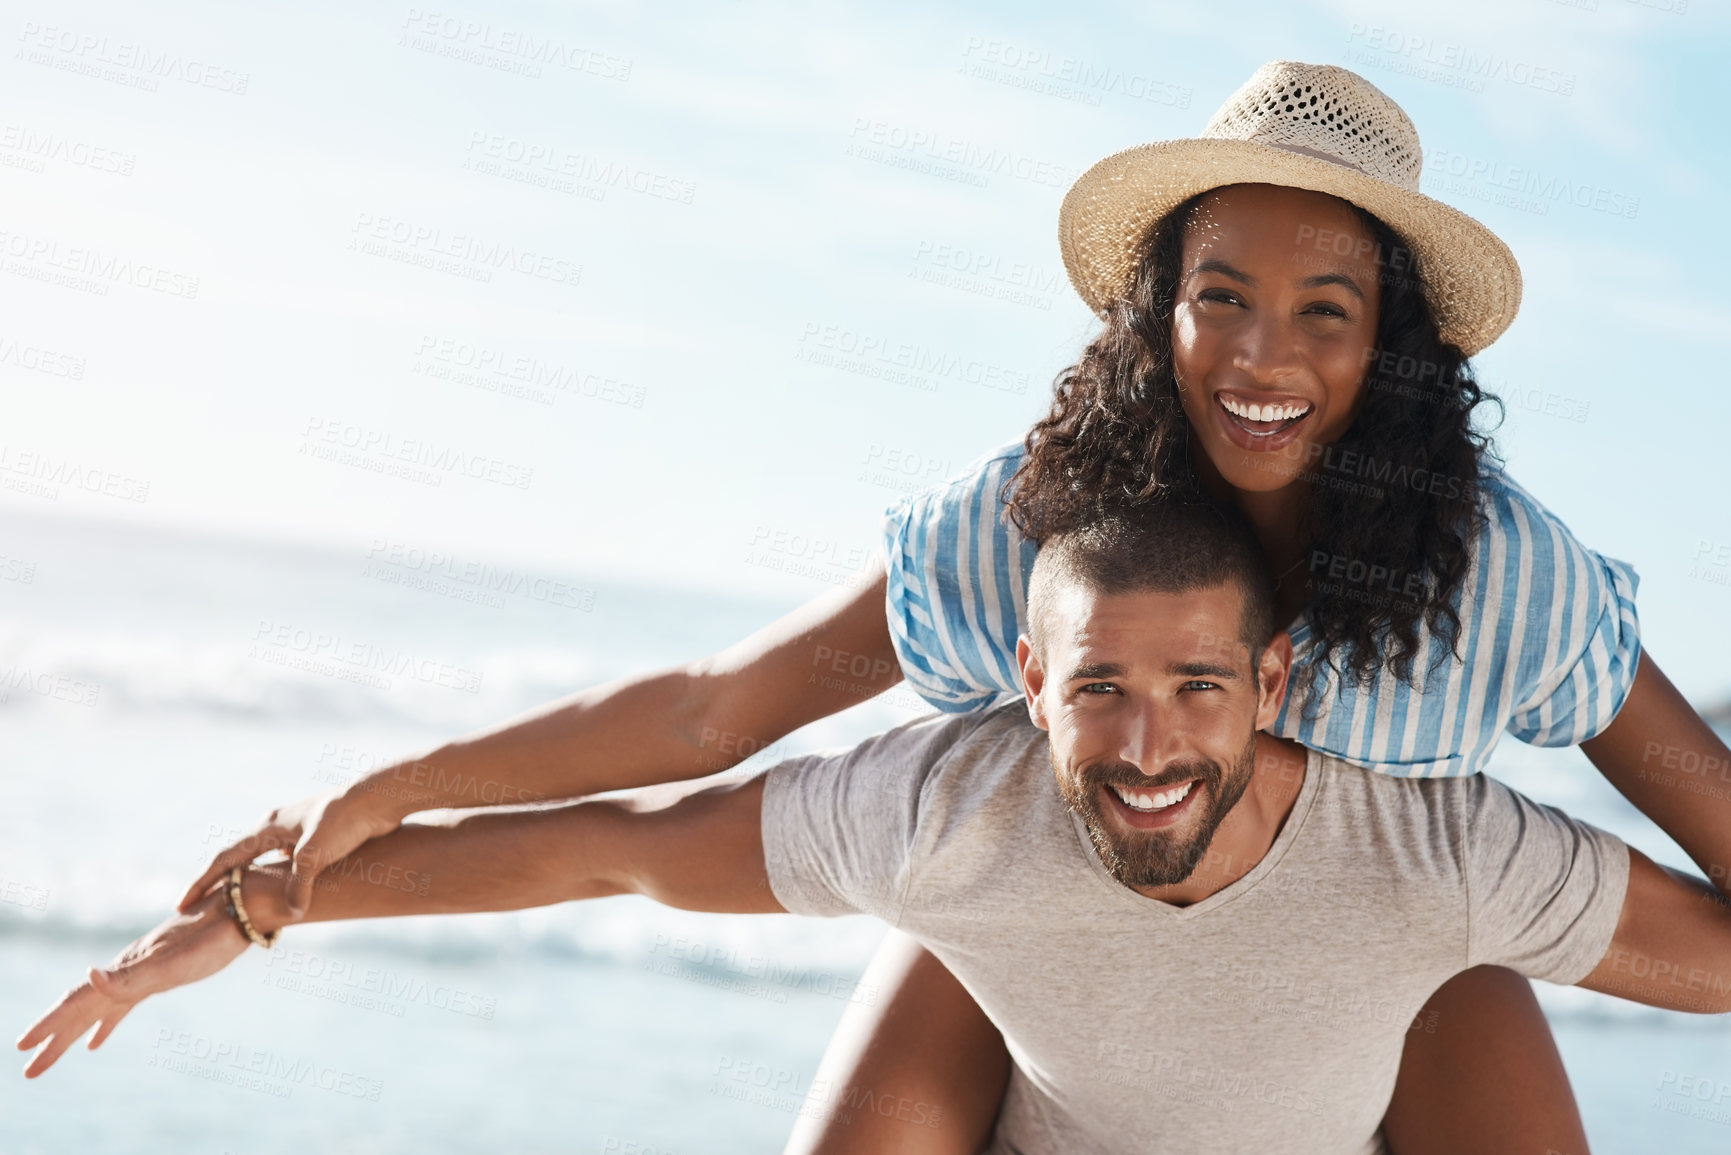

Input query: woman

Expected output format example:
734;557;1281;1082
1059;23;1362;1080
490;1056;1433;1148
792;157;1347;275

30;61;1730;1153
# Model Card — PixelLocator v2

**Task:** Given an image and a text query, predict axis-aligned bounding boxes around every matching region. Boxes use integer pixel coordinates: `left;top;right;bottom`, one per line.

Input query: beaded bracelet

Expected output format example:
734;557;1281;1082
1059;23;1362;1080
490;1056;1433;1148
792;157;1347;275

224;865;279;949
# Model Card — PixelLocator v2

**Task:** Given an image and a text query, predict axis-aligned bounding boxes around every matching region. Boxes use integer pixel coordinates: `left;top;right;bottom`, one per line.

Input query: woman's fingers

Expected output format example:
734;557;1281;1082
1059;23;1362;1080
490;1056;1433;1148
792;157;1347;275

86;961;155;1054
285;796;383;918
15;990;71;1053
176;829;293;912
16;981;108;1078
287;826;350;918
86;1002;134;1051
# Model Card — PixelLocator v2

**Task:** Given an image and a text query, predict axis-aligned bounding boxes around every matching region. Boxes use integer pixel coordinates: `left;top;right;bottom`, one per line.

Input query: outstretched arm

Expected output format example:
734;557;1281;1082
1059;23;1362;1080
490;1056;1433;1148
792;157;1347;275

252;775;780;927
1583;650;1731;898
183;568;900;917
1577;846;1731;1013
18;776;777;1077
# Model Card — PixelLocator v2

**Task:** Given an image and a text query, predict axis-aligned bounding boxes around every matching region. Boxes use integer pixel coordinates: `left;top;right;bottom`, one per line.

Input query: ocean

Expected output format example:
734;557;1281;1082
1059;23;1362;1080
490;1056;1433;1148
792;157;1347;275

2;506;1727;1153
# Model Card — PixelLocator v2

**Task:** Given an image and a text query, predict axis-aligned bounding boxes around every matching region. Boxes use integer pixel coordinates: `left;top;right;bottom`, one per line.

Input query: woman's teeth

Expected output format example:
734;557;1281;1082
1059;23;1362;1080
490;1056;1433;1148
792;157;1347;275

1109;780;1195;813
1219;395;1311;425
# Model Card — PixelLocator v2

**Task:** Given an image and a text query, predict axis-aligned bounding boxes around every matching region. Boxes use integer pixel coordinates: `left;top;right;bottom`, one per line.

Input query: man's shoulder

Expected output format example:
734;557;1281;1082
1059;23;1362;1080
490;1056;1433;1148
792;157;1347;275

876;694;1038;763
1302;752;1482;871
908;698;1058;837
913;696;1048;783
776;695;1043;809
1305;756;1615;878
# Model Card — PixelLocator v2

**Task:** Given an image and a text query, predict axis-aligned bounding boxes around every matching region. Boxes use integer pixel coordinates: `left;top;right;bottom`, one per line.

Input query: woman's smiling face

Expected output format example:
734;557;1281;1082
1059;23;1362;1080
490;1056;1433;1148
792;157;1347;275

1171;183;1384;494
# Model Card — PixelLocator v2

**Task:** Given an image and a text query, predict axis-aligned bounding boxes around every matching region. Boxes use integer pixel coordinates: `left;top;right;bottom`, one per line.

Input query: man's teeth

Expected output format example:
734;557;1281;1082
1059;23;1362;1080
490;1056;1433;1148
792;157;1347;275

1219;395;1311;424
1109;780;1195;812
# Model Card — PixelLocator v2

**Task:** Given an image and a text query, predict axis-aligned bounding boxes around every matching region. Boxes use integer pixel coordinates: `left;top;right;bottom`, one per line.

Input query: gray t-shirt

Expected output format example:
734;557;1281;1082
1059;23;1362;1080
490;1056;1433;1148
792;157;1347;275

761;699;1630;1155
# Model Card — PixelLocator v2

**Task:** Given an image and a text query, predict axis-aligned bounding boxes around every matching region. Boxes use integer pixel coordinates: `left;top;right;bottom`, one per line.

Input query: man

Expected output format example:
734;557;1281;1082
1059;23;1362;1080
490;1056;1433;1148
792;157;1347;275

19;501;1731;1154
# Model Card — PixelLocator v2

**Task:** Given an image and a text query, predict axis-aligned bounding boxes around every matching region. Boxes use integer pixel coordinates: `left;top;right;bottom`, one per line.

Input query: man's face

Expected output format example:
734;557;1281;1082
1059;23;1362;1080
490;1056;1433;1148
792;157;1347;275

1018;583;1289;892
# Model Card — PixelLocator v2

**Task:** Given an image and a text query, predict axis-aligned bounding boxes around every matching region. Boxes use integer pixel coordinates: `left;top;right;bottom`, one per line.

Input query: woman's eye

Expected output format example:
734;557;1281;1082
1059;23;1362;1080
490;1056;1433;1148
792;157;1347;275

1304;302;1348;318
1198;288;1242;306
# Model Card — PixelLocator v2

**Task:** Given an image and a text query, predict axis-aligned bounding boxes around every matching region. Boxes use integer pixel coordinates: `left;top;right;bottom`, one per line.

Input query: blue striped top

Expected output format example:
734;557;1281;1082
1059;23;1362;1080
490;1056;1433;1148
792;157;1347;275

881;440;1642;778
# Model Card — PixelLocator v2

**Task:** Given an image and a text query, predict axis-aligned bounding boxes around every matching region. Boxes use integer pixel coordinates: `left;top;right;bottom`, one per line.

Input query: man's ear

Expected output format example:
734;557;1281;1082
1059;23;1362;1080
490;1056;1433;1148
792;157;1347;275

1016;635;1050;731
1254;630;1293;731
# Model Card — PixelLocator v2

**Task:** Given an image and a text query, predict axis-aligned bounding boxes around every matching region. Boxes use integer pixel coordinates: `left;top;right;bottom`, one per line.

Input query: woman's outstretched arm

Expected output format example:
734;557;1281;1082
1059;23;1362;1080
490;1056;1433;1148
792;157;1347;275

183;565;902;917
1582;650;1731;896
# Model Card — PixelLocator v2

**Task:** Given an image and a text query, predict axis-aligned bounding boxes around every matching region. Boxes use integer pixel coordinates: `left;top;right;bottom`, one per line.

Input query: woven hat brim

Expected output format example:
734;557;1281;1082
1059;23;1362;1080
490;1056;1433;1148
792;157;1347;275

1057;139;1522;357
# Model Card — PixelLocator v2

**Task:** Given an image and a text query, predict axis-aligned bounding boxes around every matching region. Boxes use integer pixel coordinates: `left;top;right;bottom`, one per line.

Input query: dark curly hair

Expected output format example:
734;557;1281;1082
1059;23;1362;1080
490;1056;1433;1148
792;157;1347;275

1004;187;1503;698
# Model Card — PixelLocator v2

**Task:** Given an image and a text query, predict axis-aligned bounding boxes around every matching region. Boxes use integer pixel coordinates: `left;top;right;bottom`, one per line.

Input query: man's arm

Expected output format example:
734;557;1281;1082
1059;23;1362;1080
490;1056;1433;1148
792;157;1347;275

242;775;781;933
17;776;778;1077
1575;848;1731;1014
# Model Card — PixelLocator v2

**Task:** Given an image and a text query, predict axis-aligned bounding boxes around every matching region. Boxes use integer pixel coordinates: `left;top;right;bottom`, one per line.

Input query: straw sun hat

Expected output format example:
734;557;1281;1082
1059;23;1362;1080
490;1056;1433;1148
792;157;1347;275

1058;60;1522;356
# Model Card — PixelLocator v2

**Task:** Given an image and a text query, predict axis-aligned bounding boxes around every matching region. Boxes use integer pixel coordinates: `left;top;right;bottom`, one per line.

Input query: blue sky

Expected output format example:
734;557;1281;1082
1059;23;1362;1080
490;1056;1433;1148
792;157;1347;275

3;0;1729;697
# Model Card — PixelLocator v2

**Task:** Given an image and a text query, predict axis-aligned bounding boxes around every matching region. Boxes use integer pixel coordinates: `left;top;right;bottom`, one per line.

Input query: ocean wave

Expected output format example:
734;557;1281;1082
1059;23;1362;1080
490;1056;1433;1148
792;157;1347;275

0;619;603;729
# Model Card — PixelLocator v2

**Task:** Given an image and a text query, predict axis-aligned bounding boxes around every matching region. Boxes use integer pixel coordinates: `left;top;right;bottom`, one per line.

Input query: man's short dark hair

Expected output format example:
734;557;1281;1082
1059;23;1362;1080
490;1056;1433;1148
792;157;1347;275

1027;499;1276;660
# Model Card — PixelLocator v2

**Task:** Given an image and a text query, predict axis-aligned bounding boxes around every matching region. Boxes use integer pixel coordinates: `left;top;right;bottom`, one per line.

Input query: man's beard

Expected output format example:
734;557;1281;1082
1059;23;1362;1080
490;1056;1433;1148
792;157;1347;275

1055;733;1259;889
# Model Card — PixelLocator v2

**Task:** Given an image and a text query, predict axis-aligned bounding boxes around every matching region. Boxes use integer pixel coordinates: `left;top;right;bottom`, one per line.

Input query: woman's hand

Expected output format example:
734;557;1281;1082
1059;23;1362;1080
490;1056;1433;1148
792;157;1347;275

15;886;250;1078
177;789;399;919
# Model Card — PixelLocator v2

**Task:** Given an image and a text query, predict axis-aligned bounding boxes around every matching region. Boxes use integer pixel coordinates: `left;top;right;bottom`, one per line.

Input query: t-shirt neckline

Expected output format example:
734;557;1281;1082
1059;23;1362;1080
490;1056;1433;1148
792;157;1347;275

1065;747;1322;920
